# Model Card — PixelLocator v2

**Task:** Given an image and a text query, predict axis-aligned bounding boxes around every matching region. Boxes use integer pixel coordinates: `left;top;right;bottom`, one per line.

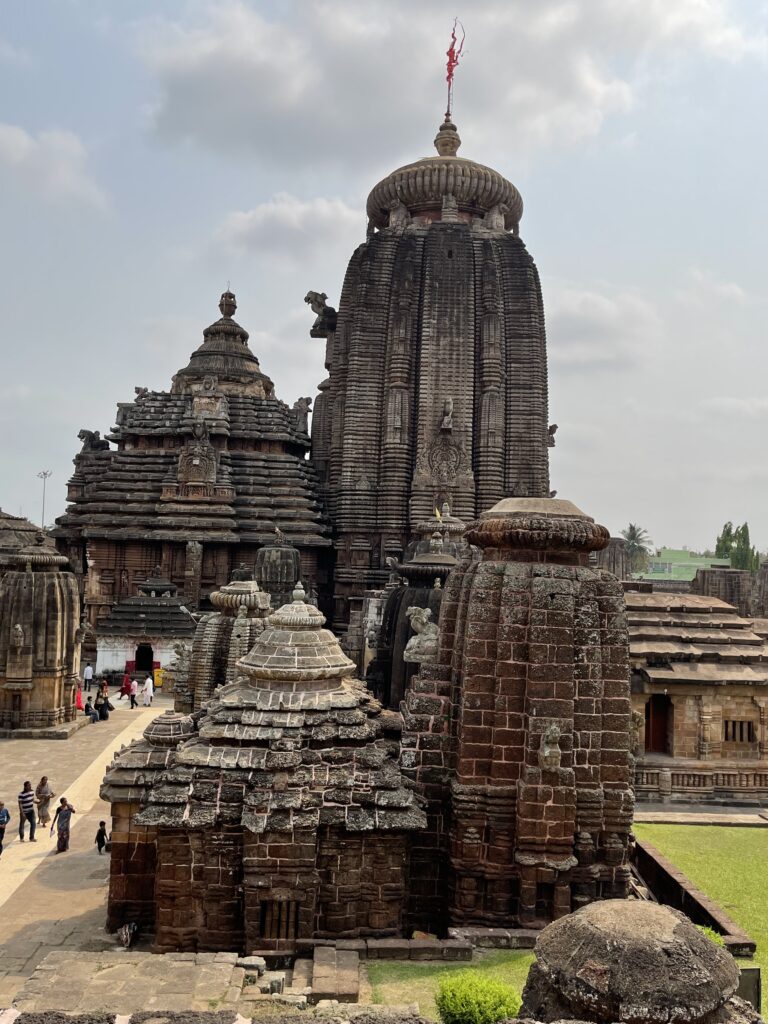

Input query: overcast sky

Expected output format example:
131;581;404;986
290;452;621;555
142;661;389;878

1;0;766;551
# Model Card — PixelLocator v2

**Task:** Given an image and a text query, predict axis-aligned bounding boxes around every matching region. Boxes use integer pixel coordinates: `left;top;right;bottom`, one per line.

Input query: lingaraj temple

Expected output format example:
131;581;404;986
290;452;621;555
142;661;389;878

2;105;764;957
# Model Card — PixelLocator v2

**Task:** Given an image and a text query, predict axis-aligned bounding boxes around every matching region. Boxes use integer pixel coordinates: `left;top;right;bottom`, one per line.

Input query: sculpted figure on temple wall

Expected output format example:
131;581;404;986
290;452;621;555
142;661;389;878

292;396;312;434
388;199;410;230
539;722;562;771
403;605;439;665
485;202;509;231
441;397;454;432
78;429;110;452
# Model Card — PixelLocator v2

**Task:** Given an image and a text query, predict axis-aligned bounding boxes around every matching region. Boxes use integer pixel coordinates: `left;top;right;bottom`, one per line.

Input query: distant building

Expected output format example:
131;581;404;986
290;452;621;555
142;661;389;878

635;548;730;592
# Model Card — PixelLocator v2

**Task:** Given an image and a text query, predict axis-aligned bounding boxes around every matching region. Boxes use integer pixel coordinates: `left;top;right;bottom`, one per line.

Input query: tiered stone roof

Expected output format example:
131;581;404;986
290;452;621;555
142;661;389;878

54;293;329;550
97;575;196;639
0;509;43;570
105;585;425;834
626;591;768;686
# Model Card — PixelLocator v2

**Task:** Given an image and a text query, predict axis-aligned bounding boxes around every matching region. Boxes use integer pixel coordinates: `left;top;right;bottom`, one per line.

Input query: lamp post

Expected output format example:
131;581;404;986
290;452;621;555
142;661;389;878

37;470;52;529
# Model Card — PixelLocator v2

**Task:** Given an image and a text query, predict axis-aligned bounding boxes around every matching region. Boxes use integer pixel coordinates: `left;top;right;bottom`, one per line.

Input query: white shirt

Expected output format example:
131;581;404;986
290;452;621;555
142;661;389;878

83;666;93;680
143;677;154;693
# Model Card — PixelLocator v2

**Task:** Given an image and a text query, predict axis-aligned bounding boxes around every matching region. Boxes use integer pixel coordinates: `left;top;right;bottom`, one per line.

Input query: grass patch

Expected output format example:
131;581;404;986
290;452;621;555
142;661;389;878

368;949;534;1020
634;824;768;1010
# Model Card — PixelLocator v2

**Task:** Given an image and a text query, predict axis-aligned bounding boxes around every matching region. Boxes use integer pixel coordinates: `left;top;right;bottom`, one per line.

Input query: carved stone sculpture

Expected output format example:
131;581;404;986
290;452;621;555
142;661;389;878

292;396;312;434
304;290;338;336
403;605;439;665
485;202;509;231
548;423;558;447
388;199;410;230
539;722;562;771
440;397;454;432
11;623;24;650
78;429;110;452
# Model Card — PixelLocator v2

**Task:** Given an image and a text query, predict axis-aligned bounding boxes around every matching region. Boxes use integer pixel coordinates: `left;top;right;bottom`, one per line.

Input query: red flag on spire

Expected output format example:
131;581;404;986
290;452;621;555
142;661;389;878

445;18;465;118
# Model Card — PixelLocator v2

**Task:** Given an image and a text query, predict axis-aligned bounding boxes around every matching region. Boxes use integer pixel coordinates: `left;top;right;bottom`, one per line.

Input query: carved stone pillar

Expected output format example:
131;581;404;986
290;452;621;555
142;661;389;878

184;540;203;608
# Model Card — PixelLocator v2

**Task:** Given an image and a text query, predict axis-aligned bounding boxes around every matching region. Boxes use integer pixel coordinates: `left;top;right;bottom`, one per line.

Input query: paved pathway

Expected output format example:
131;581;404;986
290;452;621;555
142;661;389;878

634;802;768;826
0;696;169;1007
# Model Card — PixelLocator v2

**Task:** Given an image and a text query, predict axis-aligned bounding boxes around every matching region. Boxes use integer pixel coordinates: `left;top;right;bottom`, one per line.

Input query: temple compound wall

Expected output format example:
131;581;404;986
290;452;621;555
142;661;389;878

402;497;634;935
628;590;768;803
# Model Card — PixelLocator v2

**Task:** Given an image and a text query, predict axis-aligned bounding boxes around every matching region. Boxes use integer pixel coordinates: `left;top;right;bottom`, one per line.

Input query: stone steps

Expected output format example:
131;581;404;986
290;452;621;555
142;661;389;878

309;946;360;1004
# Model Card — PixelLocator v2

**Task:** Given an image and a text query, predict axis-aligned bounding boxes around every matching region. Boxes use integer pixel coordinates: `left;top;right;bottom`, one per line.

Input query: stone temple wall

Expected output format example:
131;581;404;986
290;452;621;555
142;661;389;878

402;498;634;933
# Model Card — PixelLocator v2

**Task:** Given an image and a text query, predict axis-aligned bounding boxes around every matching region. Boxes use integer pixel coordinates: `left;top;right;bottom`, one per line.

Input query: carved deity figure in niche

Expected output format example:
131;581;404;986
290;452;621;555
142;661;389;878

484;202;509;231
292;396;312;434
403;606;439;665
11;623;24;651
386;390;407;445
539;722;562;771
388;199;410;230
440;397;454;432
178;418;216;485
201;375;218;393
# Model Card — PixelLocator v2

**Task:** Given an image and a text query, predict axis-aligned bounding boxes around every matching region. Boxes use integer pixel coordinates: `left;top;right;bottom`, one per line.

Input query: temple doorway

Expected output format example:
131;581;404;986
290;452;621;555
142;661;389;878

645;694;673;755
135;644;154;673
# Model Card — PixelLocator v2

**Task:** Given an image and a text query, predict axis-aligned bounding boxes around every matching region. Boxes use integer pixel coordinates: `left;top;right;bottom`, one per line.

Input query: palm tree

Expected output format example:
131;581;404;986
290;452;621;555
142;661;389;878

621;523;653;574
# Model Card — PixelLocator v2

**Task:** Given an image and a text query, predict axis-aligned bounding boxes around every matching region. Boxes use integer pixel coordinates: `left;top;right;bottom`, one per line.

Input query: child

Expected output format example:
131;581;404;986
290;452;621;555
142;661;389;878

95;820;109;855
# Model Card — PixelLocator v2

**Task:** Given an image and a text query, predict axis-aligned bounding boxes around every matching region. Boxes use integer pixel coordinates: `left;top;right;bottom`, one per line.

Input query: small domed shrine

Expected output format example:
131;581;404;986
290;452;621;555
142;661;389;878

102;584;425;952
0;533;82;734
310;117;551;631
54;291;330;623
0;508;41;574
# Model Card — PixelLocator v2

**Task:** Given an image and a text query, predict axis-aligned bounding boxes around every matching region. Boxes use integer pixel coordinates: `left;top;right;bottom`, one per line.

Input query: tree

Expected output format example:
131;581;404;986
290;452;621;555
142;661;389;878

621;523;652;574
716;521;760;572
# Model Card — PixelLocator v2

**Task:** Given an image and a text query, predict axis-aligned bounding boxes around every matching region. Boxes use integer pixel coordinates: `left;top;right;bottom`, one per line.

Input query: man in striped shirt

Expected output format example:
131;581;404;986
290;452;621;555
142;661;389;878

18;781;36;842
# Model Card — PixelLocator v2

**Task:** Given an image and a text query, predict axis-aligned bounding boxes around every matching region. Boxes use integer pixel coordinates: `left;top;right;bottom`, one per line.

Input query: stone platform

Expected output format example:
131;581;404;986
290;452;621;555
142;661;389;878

0;716;89;740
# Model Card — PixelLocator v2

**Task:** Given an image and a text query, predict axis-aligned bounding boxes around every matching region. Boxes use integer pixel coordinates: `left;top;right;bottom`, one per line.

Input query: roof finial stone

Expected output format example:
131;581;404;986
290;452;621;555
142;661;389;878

434;118;461;158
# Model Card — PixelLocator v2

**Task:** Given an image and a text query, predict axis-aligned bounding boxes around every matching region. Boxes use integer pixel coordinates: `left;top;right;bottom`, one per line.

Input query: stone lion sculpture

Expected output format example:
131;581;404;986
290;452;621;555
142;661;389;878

403;605;439;665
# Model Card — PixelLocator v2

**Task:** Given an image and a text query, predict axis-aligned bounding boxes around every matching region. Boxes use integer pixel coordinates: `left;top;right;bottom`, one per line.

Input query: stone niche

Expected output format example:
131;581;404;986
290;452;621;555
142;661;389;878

402;497;635;935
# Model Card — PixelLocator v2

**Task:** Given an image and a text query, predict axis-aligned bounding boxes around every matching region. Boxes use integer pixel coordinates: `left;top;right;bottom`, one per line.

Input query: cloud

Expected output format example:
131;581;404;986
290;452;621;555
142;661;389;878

700;396;768;419
0;123;108;209
136;0;762;170
215;193;361;265
547;285;662;374
678;266;748;305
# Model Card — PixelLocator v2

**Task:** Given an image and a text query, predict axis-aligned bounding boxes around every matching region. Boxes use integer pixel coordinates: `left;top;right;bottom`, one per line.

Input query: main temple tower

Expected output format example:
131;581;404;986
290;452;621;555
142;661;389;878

310;118;551;630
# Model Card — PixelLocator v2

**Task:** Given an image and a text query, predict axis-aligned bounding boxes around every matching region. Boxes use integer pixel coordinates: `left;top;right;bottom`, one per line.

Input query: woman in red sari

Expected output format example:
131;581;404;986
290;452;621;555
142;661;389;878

52;797;75;853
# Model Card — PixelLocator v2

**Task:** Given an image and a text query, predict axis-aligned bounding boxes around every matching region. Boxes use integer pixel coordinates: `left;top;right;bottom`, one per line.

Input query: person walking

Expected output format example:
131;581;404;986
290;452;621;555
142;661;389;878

83;662;94;693
52;797;75;853
95;820;109;855
35;777;55;827
142;674;154;707
0;802;10;856
118;675;131;701
17;781;36;842
129;678;138;709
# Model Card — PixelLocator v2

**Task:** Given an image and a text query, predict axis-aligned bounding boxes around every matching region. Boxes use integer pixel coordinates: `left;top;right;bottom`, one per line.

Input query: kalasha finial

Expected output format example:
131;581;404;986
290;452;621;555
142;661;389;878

219;290;236;318
434;118;461;157
292;581;306;603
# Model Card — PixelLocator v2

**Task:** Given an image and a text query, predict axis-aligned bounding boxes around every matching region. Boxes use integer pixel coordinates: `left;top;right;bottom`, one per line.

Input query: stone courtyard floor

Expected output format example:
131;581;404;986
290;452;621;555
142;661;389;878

0;695;170;1008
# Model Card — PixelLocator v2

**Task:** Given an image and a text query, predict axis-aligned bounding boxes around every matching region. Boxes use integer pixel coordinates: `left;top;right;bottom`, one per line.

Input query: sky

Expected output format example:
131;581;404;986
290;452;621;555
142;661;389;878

0;0;766;551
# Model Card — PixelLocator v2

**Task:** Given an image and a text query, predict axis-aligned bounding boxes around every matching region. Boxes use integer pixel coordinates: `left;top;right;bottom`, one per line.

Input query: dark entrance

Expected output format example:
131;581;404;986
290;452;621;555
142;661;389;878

645;694;673;754
135;643;154;673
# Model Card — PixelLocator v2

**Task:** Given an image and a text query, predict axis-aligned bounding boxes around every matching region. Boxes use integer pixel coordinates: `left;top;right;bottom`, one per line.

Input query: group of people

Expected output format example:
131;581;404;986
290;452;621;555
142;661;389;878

77;664;155;723
0;778;75;855
118;674;154;708
0;779;110;857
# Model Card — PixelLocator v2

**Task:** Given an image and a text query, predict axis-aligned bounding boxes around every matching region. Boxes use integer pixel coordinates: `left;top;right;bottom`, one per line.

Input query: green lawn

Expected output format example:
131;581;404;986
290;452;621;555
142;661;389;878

368;949;534;1020
634;824;768;1009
